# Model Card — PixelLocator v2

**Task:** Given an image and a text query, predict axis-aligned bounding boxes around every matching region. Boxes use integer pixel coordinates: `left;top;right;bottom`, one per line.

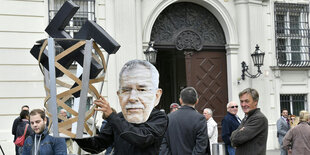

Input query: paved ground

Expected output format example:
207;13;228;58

266;149;280;155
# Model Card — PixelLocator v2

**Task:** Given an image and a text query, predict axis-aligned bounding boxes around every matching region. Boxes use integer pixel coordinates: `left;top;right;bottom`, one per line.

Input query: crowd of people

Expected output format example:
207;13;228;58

277;109;310;155
11;59;310;155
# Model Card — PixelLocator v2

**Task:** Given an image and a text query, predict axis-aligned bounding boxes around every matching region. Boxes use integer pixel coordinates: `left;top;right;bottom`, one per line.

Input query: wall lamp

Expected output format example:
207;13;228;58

144;41;158;64
241;44;265;80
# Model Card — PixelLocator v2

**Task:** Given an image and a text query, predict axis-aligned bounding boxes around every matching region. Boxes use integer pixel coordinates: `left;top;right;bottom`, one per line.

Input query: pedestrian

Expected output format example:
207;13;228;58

203;108;218;154
74;59;168;154
276;109;290;155
283;110;310;155
230;88;268;155
58;109;69;122
22;109;67;154
159;87;210;155
15;110;33;154
169;103;180;113
221;101;241;155
12;105;29;155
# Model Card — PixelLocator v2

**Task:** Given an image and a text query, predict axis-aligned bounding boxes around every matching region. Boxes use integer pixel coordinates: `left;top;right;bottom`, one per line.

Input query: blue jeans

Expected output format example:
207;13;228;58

226;145;235;155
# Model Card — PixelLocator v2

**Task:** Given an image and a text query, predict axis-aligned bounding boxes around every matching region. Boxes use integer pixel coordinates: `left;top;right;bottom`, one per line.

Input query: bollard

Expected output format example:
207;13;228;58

212;142;226;155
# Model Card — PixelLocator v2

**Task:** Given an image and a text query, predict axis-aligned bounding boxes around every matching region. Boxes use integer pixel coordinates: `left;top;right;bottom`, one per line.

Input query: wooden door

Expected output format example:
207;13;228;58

185;50;228;141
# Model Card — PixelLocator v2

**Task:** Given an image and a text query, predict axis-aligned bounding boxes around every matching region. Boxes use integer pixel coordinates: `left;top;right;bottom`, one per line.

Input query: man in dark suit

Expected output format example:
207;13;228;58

231;88;268;155
277;109;290;155
159;87;210;155
222;101;241;155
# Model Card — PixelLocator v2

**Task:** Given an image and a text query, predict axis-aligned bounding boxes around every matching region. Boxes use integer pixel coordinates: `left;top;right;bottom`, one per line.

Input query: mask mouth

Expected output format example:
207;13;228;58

125;104;145;110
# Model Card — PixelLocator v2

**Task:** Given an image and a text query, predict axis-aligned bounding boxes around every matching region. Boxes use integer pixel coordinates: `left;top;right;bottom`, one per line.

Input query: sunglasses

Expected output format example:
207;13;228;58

230;106;238;108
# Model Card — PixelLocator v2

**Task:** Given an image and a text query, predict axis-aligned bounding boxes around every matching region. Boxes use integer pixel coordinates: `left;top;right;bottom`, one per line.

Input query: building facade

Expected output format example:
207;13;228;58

0;0;309;153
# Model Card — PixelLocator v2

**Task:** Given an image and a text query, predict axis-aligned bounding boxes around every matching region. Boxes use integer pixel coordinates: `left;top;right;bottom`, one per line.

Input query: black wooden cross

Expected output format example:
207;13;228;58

30;0;120;97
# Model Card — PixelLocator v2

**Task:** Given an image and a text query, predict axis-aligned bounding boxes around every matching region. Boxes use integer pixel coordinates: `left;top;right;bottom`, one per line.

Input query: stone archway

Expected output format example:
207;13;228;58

150;2;228;142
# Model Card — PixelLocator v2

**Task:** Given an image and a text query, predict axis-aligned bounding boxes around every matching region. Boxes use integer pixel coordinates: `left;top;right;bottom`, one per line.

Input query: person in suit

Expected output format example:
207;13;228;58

159;87;210;155
230;88;268;155
276;109;290;155
221;101;241;155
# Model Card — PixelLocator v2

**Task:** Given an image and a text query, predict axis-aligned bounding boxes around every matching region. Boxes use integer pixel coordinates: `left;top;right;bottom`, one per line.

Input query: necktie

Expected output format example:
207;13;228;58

286;118;290;127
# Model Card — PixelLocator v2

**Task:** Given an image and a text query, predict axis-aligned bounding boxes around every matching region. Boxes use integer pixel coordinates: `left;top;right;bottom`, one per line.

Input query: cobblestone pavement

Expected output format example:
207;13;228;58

267;149;280;155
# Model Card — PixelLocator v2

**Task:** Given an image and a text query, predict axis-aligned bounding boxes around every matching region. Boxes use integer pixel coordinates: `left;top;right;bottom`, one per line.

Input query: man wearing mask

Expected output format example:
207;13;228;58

75;60;168;154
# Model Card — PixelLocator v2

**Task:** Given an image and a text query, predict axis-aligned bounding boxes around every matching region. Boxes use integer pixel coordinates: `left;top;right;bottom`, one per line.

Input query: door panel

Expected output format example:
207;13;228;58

185;50;228;141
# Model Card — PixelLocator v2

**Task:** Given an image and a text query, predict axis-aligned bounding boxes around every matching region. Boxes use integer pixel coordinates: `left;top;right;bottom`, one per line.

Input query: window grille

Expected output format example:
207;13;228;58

274;3;310;67
280;94;307;116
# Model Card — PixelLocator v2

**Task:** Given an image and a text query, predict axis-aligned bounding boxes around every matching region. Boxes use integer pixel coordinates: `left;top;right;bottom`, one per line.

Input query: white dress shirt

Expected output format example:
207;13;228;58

207;117;218;154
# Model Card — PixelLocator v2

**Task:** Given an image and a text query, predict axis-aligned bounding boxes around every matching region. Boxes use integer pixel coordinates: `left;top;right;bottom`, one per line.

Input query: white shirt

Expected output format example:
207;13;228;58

207;117;218;152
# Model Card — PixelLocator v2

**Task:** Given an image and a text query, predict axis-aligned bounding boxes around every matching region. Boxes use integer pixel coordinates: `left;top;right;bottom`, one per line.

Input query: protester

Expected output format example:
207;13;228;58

12;105;29;155
221;101;241;155
231;88;268;155
22;109;67;154
99;108;116;155
283;110;310;155
74;59;168;154
159;87;210;155
203;108;218;154
276;109;290;155
15;110;33;154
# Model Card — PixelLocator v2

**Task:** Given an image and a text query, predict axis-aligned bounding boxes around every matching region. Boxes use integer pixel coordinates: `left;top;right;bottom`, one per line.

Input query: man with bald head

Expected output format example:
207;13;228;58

221;101;241;155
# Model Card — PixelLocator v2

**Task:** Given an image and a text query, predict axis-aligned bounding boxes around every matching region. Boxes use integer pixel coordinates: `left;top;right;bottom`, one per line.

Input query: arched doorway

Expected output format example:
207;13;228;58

150;2;228;141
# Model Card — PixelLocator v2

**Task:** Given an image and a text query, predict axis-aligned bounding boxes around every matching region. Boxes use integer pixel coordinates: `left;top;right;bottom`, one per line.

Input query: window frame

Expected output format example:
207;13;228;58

280;94;308;116
274;3;310;67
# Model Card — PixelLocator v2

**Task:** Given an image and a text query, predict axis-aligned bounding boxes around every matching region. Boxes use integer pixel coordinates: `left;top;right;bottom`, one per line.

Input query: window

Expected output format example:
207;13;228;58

280;94;307;116
274;3;310;67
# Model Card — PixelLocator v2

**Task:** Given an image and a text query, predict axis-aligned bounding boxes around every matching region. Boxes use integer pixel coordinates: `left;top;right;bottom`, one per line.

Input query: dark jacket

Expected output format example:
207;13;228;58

22;128;67;155
221;112;240;146
159;105;210;155
75;109;168;154
15;120;33;142
231;108;268;155
12;117;21;141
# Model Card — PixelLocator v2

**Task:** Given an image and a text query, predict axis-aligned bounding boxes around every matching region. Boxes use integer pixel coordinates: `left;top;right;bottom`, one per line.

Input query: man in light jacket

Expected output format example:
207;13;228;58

203;108;218;154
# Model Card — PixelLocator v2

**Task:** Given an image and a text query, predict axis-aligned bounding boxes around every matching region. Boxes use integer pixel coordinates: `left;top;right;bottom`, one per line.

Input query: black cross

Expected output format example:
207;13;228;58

30;0;120;97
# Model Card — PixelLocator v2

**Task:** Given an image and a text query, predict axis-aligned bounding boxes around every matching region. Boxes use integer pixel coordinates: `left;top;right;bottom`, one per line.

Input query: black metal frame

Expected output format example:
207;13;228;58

48;0;96;56
274;2;310;67
0;144;4;155
241;61;263;80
